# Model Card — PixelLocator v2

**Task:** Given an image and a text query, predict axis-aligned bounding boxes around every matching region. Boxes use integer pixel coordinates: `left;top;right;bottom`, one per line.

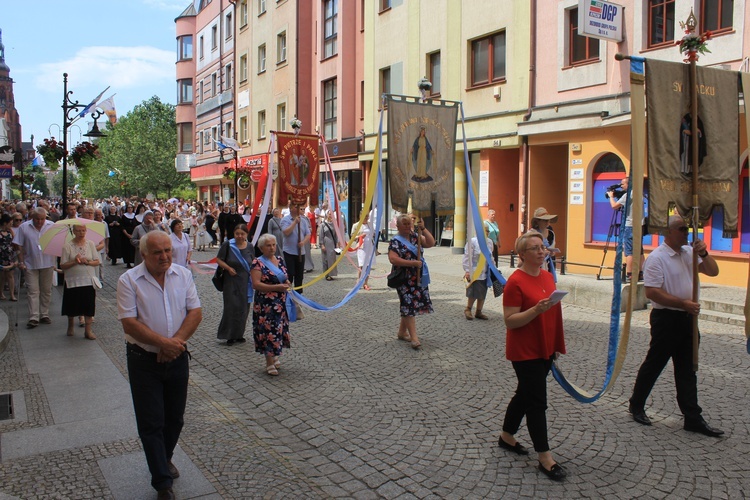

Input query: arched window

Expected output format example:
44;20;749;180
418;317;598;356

590;153;626;242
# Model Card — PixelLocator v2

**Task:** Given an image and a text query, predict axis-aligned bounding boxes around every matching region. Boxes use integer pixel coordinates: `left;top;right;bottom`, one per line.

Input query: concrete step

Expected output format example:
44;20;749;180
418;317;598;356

700;298;744;317
699;309;745;327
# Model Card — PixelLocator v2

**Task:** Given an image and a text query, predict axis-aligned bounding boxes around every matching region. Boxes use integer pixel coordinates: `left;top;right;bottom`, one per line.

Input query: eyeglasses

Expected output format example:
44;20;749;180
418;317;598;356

525;245;545;252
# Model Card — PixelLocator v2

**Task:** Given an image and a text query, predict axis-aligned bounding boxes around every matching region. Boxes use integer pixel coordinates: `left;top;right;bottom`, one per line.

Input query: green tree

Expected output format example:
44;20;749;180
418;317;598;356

51;169;77;197
94;96;192;198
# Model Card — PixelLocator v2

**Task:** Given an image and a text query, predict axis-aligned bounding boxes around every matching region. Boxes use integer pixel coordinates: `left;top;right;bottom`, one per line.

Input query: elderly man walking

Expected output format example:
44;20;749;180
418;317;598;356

117;231;202;500
13;208;55;328
131;210;168;266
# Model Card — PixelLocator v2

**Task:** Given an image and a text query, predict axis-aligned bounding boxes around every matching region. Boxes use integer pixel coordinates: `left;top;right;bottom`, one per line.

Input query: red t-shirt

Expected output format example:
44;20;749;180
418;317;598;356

502;269;566;361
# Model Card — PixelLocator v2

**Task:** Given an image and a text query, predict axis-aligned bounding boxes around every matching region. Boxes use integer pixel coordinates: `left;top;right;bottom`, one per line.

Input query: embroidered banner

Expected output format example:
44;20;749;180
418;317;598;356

645;60;740;236
387;96;458;217
276;132;320;207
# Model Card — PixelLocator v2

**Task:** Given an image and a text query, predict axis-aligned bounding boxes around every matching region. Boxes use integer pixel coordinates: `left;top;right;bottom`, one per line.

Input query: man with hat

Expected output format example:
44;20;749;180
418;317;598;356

530;207;560;277
131;210;168;266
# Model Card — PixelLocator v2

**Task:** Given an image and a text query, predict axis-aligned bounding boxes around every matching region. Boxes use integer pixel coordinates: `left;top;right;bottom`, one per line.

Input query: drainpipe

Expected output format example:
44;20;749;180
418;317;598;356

520;0;537;233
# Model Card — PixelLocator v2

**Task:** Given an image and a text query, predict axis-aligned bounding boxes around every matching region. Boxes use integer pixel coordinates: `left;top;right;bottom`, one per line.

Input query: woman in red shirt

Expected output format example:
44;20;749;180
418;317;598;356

499;231;567;481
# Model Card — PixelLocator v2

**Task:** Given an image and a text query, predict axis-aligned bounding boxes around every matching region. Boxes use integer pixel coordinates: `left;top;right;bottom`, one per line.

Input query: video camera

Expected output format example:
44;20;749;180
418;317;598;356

604;183;626;200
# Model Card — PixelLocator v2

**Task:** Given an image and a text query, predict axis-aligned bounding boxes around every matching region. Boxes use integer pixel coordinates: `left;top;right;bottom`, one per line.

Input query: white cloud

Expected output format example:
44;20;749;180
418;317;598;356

142;0;194;11
35;46;174;95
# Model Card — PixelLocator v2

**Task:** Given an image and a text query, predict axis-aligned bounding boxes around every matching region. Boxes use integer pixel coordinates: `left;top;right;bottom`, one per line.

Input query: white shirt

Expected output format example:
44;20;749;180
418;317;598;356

170;232;192;267
643;242;703;310
462;237;494;279
117;263;201;353
12;219;56;269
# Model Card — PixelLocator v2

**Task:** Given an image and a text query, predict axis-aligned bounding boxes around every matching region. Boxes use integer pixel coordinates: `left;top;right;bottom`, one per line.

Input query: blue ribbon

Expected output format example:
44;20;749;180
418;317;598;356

228;239;253;302
393;234;430;288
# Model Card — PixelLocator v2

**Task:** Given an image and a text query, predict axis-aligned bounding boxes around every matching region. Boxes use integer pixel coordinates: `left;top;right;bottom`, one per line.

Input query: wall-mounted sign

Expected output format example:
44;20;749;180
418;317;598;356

572;159;583;165
479;170;489;207
570;194;584;205
578;0;624;42
571;168;584;179
570;181;584;193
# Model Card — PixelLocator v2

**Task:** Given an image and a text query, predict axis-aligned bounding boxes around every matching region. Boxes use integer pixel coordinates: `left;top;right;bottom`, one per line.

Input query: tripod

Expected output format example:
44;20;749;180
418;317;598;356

597;207;624;280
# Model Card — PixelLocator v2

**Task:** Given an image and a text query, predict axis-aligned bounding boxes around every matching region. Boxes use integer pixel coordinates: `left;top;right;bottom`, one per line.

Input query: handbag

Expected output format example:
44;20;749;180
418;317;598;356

387;266;408;288
211;266;224;292
212;220;219;231
92;276;103;289
492;279;504;298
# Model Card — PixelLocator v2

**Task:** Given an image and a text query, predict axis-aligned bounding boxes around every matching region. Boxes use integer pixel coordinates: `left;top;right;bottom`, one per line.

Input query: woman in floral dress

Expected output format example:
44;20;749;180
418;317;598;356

388;214;435;349
251;233;291;376
0;214;17;301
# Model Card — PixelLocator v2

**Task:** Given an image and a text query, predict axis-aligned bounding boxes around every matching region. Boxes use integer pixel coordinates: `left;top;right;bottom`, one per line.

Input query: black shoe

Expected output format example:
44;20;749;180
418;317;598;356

637;272;644;281
498;437;529;455
236;338;247;343
684;419;724;437
167;460;180;479
538;462;566;481
157;487;175;500
629;404;652;426
226;339;235;346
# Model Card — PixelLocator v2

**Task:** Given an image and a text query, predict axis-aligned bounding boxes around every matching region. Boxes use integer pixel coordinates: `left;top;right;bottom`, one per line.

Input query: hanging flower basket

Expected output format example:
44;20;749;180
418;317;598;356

677;30;712;62
290;116;302;135
36;137;67;169
69;141;99;168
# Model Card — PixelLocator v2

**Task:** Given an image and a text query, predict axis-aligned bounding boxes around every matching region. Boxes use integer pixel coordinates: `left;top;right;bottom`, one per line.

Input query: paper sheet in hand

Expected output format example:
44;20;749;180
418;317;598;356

547;290;568;306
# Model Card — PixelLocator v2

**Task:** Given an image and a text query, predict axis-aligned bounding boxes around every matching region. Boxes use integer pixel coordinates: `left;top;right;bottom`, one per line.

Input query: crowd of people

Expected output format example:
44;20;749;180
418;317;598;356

1;194;727;491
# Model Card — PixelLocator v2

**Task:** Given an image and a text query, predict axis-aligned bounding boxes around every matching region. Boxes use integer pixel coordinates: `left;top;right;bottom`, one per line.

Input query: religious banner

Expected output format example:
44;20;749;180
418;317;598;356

645;59;739;236
387;96;458;216
276;132;320;207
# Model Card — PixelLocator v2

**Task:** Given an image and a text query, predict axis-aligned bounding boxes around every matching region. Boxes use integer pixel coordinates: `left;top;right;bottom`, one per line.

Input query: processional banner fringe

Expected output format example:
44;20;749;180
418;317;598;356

645;60;739;236
276;132;320;207
386;96;458;217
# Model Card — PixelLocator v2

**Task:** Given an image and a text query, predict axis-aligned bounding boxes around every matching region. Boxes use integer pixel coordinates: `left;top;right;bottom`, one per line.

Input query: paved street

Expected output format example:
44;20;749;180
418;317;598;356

1;245;749;499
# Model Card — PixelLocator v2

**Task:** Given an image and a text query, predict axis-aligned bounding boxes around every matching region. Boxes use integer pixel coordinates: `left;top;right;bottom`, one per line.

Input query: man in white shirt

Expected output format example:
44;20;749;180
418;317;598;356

117;231;202;499
13;208;55;328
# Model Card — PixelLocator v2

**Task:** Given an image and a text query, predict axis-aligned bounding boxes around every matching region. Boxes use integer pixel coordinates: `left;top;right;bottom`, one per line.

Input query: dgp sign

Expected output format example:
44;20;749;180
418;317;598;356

579;0;623;42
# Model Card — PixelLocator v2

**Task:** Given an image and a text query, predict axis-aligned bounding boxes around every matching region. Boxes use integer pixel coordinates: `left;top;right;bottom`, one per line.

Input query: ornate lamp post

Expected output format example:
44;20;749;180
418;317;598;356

217;148;238;203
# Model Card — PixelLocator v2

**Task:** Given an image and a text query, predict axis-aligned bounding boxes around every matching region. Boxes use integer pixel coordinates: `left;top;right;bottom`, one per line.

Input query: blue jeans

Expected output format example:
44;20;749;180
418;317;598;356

127;343;189;491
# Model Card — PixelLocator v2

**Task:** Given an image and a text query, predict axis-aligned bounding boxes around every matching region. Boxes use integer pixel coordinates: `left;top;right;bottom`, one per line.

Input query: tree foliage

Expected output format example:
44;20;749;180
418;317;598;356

88;96;193;198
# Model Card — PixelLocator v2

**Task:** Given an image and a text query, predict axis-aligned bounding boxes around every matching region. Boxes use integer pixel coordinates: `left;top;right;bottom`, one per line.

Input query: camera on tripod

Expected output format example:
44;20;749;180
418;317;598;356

604;184;626;200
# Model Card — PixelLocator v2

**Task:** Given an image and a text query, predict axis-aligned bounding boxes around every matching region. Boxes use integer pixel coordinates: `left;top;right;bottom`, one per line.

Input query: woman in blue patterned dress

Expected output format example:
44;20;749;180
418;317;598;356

388;214;435;349
251;233;292;376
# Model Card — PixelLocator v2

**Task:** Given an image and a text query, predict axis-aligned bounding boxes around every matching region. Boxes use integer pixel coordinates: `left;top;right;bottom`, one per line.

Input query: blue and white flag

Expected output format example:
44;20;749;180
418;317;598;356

78;86;110;118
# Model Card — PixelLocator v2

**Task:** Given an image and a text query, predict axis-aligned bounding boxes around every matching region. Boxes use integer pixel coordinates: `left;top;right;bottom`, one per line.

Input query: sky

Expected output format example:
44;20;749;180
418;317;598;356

2;0;192;148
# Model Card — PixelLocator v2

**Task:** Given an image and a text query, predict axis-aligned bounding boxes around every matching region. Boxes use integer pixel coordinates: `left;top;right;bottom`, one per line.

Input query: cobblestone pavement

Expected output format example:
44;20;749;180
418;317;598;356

1;245;749;499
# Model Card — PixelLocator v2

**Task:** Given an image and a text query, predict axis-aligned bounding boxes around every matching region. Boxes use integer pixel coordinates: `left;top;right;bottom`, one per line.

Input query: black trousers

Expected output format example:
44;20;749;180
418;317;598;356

502;356;554;452
283;251;305;293
630;308;702;422
127;343;189;491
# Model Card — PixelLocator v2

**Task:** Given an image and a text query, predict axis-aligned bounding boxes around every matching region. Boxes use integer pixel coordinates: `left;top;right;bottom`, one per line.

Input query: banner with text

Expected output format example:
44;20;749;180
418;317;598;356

387;96;458;216
276;132;320;207
645;59;739;236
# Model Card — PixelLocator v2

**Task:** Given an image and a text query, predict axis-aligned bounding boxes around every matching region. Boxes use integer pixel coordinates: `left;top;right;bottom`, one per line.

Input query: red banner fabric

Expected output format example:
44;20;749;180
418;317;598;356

276;132;320;207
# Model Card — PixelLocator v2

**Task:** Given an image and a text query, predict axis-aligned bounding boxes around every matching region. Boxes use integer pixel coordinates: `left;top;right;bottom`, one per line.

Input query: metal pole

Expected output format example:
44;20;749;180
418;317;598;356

62;73;69;211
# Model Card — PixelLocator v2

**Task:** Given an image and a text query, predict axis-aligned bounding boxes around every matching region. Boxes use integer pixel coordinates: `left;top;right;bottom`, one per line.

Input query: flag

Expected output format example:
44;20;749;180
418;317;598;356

78;86;110;118
98;95;118;125
645;60;740;236
276;132;319;207
213;138;229;150
386;96;459;216
31;156;42;167
108;170;116;177
220;135;241;151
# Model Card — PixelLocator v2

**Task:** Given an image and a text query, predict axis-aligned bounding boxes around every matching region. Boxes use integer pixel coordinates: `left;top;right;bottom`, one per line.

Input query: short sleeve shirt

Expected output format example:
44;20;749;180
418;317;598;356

643;242;701;310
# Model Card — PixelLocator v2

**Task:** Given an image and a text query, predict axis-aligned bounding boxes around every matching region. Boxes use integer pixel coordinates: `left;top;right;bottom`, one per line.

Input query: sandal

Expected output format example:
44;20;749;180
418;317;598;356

464;308;474;320
411;340;421;350
85;332;97;340
363;284;371;291
266;365;279;376
273;356;281;369
475;312;489;320
397;334;411;342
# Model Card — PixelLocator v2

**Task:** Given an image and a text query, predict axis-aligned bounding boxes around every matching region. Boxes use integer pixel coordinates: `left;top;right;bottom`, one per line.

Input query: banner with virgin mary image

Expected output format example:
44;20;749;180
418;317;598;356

387;96;458;216
645;59;739;236
276;132;320;207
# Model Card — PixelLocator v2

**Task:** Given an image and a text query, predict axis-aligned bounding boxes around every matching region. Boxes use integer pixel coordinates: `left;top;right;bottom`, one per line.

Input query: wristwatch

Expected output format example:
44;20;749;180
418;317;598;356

698;251;709;258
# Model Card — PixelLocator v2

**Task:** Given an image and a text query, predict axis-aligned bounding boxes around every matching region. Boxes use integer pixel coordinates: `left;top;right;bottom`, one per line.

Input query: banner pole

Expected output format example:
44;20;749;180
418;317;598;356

689;57;700;371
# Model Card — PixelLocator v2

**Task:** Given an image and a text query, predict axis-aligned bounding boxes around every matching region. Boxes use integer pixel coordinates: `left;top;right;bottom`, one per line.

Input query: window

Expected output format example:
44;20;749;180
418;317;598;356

323;78;337;140
225;12;233;40
225;63;233;90
380;67;391;97
277;32;287;64
197;131;204;154
702;0;733;33
239;54;248;82
177;35;193;61
212;72;218;96
258;44;266;73
203;129;211;152
179;123;193;153
239;116;248;144
259;0;266;15
590;153;626;243
648;0;675;47
428;51;441;96
177;79;193;104
258;110;267;139
323;0;338;58
380;0;391;12
199;35;205;59
211;127;219;150
471;32;505;87
240;0;248;26
360;80;365;119
211;25;218;51
225;121;233;139
199;80;204;103
277;103;287;131
569;8;599;65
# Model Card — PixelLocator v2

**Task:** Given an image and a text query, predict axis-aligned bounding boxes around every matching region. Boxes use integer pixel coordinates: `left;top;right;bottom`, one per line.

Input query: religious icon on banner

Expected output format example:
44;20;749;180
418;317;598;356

387;96;458;217
276;132;320;207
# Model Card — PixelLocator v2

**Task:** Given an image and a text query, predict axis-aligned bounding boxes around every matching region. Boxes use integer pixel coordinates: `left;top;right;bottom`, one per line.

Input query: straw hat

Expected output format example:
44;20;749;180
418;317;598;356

532;207;558;223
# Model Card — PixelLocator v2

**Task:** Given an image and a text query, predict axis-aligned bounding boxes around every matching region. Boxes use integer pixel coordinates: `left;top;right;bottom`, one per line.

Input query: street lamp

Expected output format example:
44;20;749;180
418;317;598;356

217;148;238;203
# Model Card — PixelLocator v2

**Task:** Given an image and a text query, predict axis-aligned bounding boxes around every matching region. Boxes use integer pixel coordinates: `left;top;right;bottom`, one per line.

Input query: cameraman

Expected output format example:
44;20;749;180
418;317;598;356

608;177;644;283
